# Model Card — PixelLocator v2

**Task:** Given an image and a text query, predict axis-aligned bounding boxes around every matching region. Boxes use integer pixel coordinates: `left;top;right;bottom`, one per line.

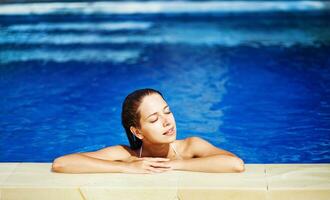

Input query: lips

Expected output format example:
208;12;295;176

163;127;174;135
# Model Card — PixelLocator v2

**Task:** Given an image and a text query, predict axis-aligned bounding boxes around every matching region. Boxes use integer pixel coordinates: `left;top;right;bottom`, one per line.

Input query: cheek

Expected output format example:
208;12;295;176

142;122;163;134
154;121;165;132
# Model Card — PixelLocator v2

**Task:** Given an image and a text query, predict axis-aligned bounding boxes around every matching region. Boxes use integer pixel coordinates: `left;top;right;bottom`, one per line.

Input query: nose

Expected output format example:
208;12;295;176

161;115;171;127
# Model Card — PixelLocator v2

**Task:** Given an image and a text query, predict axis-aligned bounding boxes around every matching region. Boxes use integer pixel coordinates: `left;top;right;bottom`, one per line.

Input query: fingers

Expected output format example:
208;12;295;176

149;161;171;168
146;166;172;173
139;158;171;168
140;165;173;174
146;161;172;174
133;157;172;174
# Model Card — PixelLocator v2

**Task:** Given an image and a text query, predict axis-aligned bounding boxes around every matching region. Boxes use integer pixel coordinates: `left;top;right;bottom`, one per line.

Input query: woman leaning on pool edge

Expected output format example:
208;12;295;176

52;88;245;174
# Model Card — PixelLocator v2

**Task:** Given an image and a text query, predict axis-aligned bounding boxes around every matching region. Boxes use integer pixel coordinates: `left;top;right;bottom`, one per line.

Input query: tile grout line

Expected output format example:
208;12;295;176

264;166;268;191
1;163;21;186
77;176;100;200
78;187;87;200
0;162;21;200
175;172;182;200
264;164;270;200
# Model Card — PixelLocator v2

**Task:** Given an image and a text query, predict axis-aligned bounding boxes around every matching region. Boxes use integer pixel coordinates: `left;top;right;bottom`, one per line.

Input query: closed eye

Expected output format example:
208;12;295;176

150;111;171;123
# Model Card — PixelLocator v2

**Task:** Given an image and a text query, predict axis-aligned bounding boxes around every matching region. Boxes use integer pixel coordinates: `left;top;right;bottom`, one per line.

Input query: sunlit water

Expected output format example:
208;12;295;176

0;1;330;163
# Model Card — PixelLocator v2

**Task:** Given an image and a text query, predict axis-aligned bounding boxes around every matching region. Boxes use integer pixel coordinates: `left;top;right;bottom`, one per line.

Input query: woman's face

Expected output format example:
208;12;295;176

137;93;176;144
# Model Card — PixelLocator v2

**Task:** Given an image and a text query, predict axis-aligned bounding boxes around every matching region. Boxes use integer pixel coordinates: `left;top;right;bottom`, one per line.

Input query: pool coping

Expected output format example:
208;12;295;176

0;163;329;200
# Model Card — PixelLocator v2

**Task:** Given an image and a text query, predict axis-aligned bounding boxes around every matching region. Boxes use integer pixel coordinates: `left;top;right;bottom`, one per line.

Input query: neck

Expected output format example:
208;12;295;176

141;141;171;158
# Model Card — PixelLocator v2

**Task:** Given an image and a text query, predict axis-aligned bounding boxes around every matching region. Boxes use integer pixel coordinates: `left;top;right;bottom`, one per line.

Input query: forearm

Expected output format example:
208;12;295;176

52;154;125;173
171;155;245;173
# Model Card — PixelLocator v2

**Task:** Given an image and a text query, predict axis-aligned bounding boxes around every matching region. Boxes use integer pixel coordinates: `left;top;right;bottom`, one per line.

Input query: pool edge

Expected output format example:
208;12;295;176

0;163;329;200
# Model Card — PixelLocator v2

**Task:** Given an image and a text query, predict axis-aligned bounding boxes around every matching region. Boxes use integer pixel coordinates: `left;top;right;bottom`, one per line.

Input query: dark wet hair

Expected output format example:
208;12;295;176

121;88;164;149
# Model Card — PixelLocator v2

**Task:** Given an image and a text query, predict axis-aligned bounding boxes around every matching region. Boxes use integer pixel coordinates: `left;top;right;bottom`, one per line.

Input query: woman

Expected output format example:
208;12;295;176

52;88;245;173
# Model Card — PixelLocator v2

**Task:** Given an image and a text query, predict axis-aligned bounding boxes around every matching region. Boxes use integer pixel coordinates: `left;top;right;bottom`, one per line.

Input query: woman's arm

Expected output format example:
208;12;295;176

51;145;171;174
169;137;245;173
51;145;131;173
52;153;126;173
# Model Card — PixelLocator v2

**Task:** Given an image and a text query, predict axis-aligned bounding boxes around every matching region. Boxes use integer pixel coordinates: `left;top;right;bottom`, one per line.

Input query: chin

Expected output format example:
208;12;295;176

169;136;176;141
169;134;177;142
160;135;176;144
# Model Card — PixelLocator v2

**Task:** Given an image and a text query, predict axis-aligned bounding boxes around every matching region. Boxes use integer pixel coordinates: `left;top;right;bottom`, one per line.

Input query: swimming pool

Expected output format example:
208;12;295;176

0;1;329;163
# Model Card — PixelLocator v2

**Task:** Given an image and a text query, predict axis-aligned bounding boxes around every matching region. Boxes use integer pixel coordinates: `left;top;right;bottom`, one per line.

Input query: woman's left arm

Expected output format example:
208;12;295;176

169;137;245;173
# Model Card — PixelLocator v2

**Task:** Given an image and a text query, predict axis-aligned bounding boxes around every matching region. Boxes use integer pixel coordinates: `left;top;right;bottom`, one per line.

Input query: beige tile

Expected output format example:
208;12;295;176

80;188;178;200
265;164;330;189
177;164;267;200
0;163;19;185
81;170;180;187
1;187;83;200
178;164;266;188
267;189;330;200
80;171;180;200
3;163;114;187
178;189;266;200
266;164;330;200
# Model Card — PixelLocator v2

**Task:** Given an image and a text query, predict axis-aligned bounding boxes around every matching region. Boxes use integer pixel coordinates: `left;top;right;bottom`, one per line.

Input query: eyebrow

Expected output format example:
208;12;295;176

146;105;169;119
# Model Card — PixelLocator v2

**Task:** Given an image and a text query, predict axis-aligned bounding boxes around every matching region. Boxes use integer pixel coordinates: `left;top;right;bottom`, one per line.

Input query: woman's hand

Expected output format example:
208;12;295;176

123;157;173;174
166;159;184;170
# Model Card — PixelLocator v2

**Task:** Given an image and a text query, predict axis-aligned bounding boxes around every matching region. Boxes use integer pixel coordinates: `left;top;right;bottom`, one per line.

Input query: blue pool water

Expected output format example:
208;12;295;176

0;1;330;163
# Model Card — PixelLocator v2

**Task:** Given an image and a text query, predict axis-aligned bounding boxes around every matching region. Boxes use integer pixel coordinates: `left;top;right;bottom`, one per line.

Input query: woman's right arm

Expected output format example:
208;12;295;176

51;145;171;173
51;145;132;173
52;153;127;173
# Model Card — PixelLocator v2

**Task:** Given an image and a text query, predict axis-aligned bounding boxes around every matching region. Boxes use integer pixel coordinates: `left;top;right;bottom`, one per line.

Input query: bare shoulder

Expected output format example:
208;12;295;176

80;145;137;161
183;136;207;147
173;138;195;159
182;136;238;158
182;136;205;157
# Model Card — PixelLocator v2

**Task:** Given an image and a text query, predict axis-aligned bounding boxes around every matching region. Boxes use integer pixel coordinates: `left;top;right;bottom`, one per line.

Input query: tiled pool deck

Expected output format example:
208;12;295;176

0;163;329;200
